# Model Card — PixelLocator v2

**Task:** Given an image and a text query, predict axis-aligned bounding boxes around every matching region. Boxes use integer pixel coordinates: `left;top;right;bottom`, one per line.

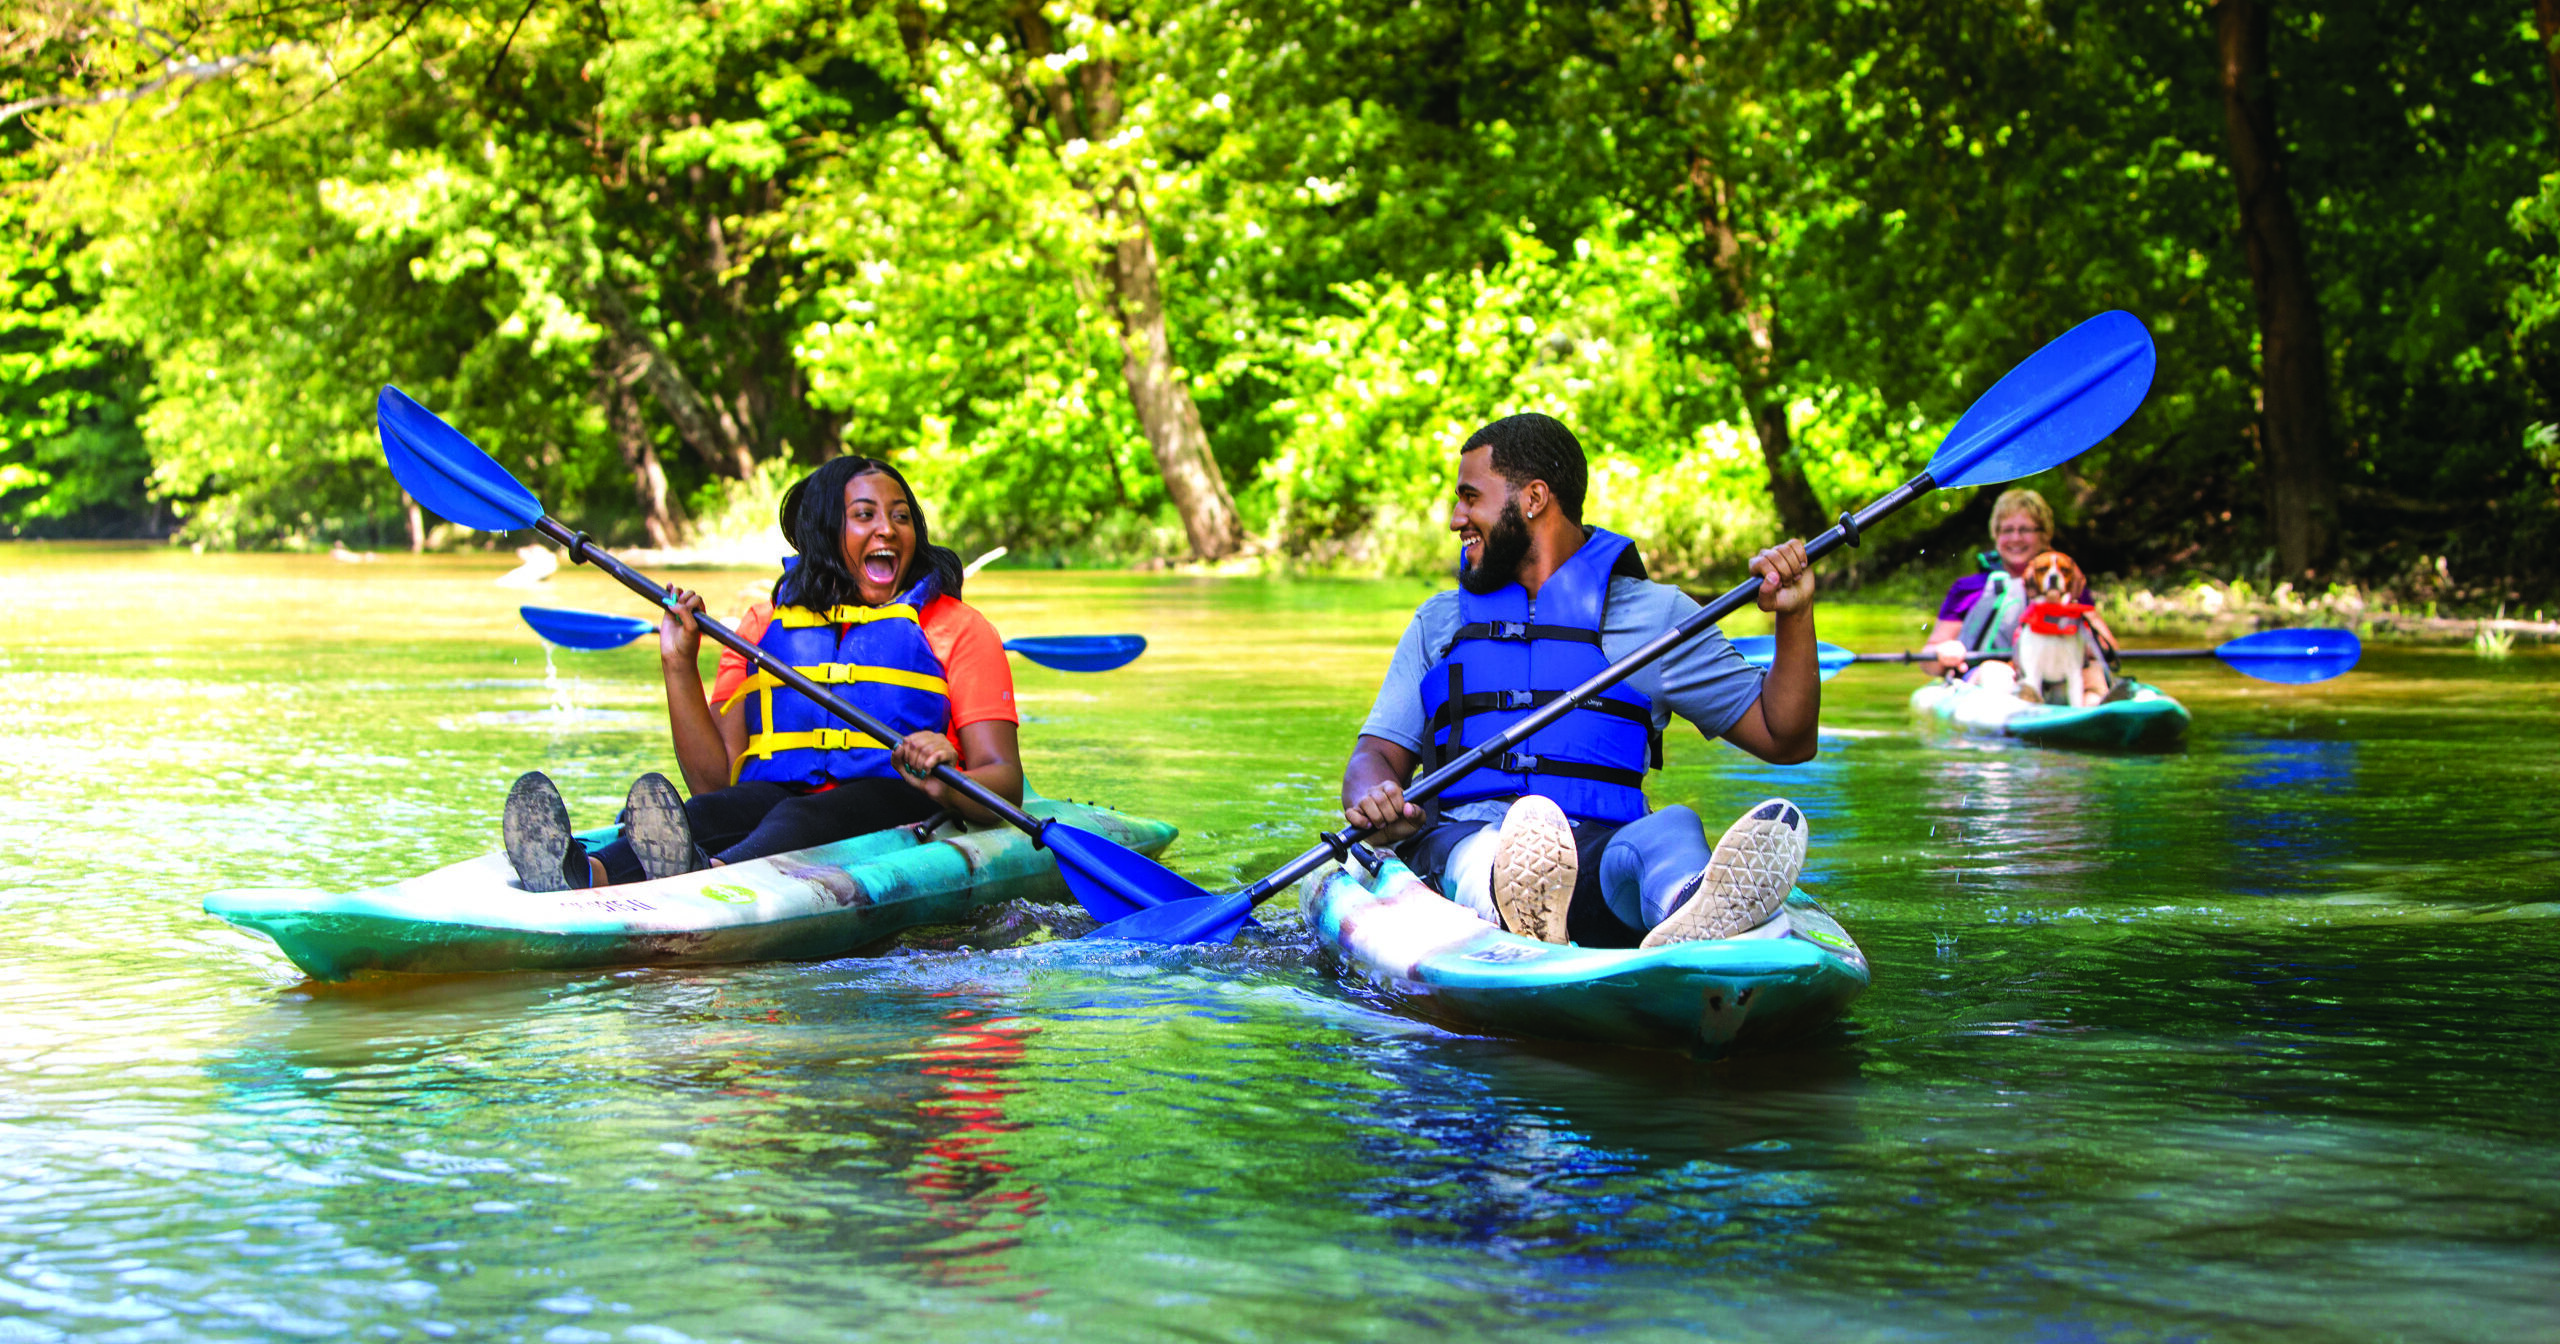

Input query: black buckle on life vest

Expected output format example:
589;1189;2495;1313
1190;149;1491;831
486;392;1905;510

1499;751;1540;773
1496;689;1537;709
1492;620;1531;641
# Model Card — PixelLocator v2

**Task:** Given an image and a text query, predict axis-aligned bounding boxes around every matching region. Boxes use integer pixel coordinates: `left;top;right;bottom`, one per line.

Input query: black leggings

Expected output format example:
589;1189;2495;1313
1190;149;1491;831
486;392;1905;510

588;778;942;886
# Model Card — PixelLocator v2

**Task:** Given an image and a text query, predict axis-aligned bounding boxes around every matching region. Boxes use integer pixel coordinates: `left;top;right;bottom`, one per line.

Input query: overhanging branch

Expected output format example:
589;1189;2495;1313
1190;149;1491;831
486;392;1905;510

0;43;289;124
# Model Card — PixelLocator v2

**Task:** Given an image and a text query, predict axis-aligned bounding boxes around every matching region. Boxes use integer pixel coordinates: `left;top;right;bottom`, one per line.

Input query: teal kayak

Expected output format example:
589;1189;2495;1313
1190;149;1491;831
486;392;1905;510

205;795;1176;981
1303;853;1869;1057
1910;676;2190;750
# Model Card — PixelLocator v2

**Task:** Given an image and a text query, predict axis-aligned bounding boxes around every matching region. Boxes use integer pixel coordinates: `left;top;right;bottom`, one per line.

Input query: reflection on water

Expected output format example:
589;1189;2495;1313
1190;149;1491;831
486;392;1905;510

2224;736;2359;898
0;545;2555;1340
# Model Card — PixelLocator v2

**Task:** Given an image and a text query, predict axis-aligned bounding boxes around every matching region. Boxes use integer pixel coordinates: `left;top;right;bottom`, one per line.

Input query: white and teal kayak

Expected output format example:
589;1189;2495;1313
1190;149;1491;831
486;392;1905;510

206;795;1176;981
1911;676;2190;750
1303;853;1869;1057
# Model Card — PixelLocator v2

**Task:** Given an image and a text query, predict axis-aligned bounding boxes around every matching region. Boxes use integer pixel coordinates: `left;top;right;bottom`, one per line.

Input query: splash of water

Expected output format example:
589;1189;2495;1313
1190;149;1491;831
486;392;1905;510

542;644;582;725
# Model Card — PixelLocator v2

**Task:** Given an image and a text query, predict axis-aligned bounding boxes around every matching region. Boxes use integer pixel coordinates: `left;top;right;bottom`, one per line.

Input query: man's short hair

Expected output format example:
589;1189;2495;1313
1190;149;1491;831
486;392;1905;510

1462;413;1588;523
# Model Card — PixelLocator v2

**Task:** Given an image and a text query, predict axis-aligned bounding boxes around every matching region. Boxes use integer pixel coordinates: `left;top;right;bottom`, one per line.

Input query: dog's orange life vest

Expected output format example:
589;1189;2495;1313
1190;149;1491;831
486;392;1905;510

2023;601;2094;638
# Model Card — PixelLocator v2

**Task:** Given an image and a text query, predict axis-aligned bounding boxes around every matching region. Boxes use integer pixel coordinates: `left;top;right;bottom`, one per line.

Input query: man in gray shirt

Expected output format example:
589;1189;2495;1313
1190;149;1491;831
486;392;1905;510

1342;413;1825;947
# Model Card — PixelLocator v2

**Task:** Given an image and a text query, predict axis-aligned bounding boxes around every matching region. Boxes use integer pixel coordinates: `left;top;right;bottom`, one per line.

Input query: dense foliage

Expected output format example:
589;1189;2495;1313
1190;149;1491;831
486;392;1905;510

4;0;2555;600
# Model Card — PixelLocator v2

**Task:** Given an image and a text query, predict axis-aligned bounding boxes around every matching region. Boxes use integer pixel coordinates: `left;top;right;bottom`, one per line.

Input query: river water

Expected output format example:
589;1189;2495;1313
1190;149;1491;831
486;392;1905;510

2;545;2554;1342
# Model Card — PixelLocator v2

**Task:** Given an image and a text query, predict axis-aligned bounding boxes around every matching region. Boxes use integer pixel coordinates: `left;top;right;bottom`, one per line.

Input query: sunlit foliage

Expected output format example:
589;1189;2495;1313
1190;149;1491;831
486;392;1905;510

3;0;2553;596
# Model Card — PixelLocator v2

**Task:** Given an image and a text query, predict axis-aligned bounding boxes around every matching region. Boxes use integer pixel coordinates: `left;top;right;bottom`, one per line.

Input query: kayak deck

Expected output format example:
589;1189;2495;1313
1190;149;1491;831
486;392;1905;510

1304;854;1869;1057
205;795;1176;981
1911;676;2190;750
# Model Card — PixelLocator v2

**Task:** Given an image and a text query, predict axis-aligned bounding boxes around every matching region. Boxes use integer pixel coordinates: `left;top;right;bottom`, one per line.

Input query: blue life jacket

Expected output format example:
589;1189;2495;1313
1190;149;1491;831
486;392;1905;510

724;572;952;787
1417;528;1658;825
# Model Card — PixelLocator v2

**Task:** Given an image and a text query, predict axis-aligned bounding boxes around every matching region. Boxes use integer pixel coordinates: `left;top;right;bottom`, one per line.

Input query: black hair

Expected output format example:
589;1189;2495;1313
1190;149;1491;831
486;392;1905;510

1462;412;1588;523
772;455;966;610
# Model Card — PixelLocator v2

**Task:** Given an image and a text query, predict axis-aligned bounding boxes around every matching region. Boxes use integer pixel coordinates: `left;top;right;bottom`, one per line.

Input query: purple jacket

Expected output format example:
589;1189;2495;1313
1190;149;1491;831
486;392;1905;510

1938;571;2095;621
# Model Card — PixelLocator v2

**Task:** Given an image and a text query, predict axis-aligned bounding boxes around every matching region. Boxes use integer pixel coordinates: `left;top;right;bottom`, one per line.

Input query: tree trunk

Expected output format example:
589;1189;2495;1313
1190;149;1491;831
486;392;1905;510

1691;154;1830;539
2536;0;2560;139
2215;0;2339;577
1749;399;1829;540
1010;17;1242;560
1097;194;1245;560
590;283;757;481
605;343;684;548
402;491;426;553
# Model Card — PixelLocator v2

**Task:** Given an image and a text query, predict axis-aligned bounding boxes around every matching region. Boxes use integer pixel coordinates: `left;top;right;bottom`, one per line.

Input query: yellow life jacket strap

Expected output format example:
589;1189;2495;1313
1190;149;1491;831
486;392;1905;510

728;727;890;785
770;603;922;628
718;663;949;714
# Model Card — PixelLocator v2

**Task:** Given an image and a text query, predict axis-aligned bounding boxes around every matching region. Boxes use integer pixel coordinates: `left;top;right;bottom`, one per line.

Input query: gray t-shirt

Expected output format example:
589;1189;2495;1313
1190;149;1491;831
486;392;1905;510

1358;577;1768;825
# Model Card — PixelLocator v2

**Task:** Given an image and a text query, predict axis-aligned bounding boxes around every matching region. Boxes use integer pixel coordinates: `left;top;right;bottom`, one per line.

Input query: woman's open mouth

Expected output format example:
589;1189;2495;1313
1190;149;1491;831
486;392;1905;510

862;549;901;586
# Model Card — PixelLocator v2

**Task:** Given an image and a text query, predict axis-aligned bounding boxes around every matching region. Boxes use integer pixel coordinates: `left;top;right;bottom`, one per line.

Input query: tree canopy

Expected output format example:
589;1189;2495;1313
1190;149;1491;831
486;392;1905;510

5;0;2554;601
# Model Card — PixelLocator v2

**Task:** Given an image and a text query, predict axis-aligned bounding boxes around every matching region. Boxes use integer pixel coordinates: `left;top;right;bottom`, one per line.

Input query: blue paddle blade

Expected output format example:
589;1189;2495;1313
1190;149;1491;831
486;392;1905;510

1729;635;1859;682
1089;892;1257;945
1004;634;1147;673
377;385;544;532
1043;821;1220;922
2214;627;2362;685
1930;311;2157;489
521;606;655;651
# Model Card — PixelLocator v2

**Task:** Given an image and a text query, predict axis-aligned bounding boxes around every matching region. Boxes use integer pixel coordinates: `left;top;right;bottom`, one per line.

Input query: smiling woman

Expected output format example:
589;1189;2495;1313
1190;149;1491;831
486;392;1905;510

499;456;1027;893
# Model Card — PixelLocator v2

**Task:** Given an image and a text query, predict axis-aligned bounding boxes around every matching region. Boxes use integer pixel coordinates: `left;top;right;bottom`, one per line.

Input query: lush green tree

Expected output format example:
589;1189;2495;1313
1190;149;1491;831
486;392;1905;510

0;166;149;535
6;0;2552;601
1778;0;2552;591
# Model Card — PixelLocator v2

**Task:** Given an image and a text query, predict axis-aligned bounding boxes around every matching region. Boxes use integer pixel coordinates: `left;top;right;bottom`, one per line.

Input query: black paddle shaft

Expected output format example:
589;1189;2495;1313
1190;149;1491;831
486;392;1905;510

531;517;1048;839
1232;472;1941;903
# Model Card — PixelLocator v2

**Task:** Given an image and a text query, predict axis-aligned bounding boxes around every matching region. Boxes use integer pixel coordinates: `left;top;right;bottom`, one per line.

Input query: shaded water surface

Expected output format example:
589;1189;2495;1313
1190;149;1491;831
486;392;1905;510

2;545;2554;1341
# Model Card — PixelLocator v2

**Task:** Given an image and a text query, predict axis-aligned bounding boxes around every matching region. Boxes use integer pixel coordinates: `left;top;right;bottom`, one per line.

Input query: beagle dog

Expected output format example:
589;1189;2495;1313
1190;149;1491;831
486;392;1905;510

2013;550;2098;707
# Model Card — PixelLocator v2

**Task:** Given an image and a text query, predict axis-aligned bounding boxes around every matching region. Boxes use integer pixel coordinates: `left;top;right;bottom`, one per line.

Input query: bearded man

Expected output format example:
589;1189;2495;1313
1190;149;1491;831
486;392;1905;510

1340;413;1825;946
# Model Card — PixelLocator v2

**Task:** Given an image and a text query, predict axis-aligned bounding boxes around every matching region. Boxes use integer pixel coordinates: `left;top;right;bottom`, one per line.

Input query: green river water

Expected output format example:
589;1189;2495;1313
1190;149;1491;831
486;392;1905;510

2;544;2555;1342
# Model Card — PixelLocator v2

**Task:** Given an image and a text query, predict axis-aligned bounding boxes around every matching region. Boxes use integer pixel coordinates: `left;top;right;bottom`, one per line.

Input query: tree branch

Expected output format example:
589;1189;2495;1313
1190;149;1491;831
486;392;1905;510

0;43;287;124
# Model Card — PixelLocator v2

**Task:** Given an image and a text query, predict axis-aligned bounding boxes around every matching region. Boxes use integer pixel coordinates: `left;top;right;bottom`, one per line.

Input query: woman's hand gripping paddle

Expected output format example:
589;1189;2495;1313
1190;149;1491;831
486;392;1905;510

518;605;1149;673
1738;627;2363;685
379;385;1198;920
1089;309;2161;946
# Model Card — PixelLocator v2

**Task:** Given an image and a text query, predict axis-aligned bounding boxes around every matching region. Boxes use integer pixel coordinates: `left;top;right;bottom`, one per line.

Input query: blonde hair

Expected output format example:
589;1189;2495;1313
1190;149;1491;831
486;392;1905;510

1988;488;2055;540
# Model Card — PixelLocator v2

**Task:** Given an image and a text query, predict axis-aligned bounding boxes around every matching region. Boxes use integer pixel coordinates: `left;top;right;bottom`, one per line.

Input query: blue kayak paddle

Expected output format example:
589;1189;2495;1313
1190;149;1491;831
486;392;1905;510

1729;627;2361;685
1091;308;2162;945
377;386;1187;921
519;605;1148;673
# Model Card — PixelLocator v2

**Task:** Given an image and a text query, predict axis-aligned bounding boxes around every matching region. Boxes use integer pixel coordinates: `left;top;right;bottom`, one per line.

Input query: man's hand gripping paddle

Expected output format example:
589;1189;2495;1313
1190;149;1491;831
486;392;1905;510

376;387;1189;920
1088;309;2162;945
518;606;1149;674
1731;628;2362;686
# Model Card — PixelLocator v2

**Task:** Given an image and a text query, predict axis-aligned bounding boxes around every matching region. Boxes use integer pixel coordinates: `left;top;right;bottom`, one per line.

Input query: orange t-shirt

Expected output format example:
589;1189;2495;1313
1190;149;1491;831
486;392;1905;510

711;595;1018;748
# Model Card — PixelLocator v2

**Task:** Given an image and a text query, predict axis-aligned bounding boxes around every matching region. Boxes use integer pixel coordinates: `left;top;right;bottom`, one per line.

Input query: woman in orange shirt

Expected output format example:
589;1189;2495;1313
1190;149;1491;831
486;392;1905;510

499;455;1023;891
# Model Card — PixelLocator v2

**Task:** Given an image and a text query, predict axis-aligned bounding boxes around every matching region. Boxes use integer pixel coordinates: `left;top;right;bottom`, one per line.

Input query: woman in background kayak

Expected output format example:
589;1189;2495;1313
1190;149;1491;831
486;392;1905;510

500;455;1022;891
1919;487;2115;698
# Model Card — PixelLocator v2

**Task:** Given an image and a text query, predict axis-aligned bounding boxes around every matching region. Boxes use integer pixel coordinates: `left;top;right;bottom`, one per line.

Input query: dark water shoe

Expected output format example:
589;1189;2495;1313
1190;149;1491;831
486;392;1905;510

623;773;707;881
503;771;577;893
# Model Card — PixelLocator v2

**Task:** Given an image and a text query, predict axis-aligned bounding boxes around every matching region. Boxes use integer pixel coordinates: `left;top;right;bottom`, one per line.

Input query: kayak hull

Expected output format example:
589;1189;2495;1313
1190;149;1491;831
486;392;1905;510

1910;677;2190;750
1304;855;1869;1057
205;797;1176;981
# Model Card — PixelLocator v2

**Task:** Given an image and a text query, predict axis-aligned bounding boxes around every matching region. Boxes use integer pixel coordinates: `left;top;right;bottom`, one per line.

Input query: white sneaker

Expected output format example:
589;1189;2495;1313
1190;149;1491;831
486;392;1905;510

1490;795;1576;944
1640;799;1808;947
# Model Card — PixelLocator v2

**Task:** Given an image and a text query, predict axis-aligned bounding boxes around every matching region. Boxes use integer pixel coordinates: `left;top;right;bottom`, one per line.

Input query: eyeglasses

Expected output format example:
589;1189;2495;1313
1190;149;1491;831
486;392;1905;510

1995;522;2047;538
